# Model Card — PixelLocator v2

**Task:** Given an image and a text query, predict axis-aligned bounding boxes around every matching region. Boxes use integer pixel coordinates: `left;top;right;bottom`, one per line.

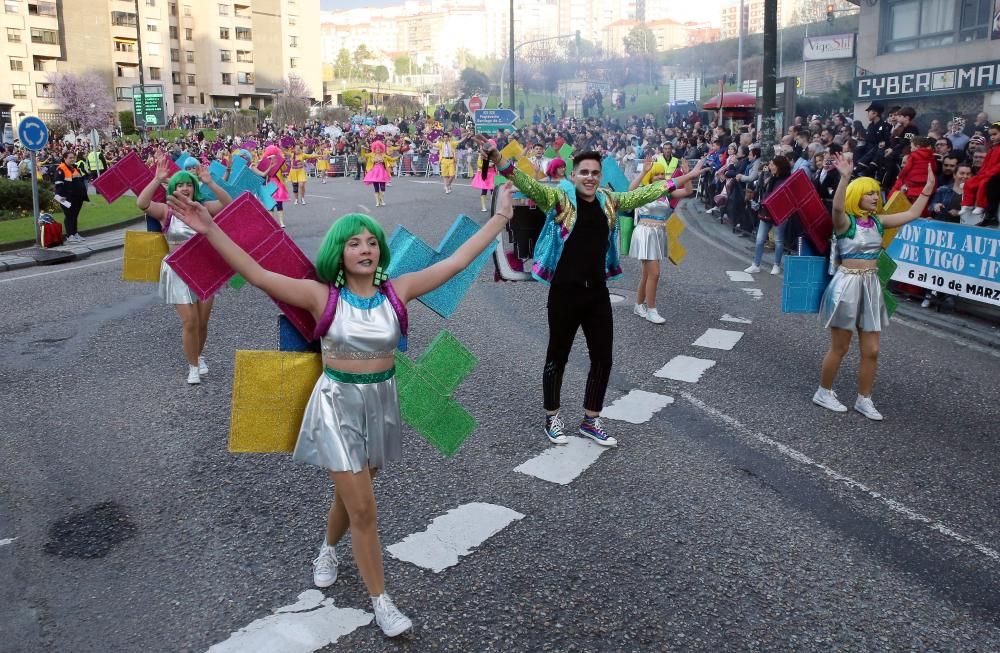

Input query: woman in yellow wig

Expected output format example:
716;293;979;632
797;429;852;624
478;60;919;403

626;155;700;324
813;153;934;420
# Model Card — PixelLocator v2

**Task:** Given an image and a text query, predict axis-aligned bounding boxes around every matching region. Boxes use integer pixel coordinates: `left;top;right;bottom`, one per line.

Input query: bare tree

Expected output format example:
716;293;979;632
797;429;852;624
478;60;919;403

272;73;311;127
48;72;116;134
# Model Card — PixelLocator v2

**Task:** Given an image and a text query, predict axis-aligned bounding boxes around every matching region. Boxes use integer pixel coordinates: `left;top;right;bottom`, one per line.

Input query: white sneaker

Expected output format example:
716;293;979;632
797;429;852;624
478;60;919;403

812;387;846;412
770;265;782;275
645;308;666;324
854;395;884;421
633;303;647;318
294;198;299;205
371;593;412;637
920;298;931;309
744;264;761;274
480;207;487;212
198;356;208;376
300;199;307;205
186;366;201;385
312;543;338;588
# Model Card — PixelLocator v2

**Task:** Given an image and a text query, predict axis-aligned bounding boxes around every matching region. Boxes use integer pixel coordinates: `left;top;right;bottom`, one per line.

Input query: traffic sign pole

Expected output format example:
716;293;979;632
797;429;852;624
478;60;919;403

18;116;48;247
30;150;40;246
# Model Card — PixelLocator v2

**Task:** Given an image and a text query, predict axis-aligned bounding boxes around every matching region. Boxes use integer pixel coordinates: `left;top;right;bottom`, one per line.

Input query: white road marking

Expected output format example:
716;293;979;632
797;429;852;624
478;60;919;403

0;258;118;284
726;270;755;282
680;391;1000;564
387;503;524;573
892;316;1000;360
0;537;15;546
357;204;370;212
305;194;335;200
741;288;763;300
721;314;753;324
654;356;717;383
206;590;372;653
515;437;610;485
692;328;745;351
601;389;675;424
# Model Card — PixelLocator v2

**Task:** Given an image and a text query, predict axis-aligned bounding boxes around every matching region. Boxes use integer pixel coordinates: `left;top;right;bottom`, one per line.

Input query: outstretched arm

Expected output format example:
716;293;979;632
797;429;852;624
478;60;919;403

881;164;935;228
474;135;558;212
135;153;170;221
830;154;853;234
165;191;328;317
393;182;516;304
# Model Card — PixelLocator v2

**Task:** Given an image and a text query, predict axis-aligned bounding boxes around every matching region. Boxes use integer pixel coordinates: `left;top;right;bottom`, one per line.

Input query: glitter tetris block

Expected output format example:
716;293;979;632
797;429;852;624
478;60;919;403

121;230;168;282
881;192;911;249
666;214;686;266
782;255;832;313
761;168;832;254
228;350;323;453
558;144;574;172
228;273;247;290
164;193;319;338
394;331;478;457
93;151;178;204
878;251;900;318
278;314;320;353
499;139;523;161
385;215;496;318
600;156;629;192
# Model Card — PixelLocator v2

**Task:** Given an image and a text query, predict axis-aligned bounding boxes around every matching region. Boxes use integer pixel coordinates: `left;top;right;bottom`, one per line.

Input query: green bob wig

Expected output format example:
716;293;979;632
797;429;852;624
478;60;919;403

167;171;201;202
315;213;390;284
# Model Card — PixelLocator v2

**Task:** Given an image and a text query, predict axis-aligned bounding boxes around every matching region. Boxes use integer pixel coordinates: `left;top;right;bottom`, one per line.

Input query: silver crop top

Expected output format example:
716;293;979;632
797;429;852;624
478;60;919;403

836;215;883;260
320;289;400;360
164;210;198;246
635;198;671;221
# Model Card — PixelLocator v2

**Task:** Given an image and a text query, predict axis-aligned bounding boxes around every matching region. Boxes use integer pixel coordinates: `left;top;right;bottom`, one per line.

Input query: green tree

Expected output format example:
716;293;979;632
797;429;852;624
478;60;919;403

393;56;410;77
623;25;657;56
334;48;352;79
373;65;389;84
566;37;600;59
118;110;135;135
353;44;373;80
459;67;490;95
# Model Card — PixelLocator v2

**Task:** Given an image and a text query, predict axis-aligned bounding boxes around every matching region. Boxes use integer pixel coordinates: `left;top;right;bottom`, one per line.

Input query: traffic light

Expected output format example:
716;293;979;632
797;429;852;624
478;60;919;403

826;4;834;22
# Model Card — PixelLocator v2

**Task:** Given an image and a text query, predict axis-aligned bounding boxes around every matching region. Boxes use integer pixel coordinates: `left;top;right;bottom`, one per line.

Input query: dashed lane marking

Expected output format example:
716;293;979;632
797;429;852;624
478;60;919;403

741;288;763;300
387;503;525;573
654;356;717;383
0;537;15;546
515;437;610;485
726;270;755;282
601;389;675;424
692;328;745;351
206;590;372;653
680;391;1000;564
0;258;118;284
721;314;753;324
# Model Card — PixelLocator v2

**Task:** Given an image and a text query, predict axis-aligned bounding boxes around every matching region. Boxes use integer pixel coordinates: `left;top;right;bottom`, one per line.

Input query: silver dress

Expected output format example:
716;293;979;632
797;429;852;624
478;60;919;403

630;199;670;261
819;215;888;332
292;289;403;473
158;213;200;305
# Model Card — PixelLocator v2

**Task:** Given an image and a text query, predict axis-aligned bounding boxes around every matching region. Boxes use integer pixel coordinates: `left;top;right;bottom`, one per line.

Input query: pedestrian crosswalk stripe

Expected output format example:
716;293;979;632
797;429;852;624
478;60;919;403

720;314;752;324
741;288;763;299
514;437;610;485
601;389;674;424
387;503;524;572
654;356;717;383
692;328;744;351
726;270;755;282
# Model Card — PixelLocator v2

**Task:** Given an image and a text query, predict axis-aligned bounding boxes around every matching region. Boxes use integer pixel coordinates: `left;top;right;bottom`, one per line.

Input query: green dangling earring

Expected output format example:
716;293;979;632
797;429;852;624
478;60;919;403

335;268;345;288
373;266;388;286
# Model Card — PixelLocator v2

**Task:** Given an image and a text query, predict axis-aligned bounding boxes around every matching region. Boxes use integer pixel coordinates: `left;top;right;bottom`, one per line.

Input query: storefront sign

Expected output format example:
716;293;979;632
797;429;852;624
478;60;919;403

855;60;1000;100
803;34;855;61
886;220;1000;306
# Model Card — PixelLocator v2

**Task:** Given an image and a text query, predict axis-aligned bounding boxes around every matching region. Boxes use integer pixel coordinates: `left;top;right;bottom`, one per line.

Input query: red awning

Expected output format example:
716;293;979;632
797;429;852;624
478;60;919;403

702;91;757;109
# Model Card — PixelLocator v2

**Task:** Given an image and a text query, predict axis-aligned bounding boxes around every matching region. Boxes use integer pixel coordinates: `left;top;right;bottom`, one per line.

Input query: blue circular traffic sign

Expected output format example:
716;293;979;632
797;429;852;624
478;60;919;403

18;116;48;151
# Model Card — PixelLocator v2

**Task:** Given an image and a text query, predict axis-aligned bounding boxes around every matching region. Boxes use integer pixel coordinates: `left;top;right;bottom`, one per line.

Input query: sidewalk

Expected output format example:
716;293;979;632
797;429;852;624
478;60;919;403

0;224;133;272
677;199;1000;350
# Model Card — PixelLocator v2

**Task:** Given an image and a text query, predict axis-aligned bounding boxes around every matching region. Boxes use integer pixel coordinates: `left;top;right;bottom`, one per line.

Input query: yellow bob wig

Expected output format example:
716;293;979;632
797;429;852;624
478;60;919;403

844;177;883;217
641;161;667;186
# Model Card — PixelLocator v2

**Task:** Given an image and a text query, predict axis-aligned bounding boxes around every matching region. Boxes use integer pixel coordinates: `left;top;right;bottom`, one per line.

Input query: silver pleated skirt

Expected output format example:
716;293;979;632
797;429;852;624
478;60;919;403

158;259;199;305
819;267;888;332
292;371;402;473
630;222;667;261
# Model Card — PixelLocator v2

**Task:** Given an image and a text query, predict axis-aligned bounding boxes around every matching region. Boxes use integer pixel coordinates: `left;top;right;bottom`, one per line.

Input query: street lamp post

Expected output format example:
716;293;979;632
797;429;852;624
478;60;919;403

231;100;239;139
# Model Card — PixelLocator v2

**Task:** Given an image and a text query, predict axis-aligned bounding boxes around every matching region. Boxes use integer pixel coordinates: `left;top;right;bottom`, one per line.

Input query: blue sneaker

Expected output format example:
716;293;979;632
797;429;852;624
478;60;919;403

544;412;569;444
579;416;617;447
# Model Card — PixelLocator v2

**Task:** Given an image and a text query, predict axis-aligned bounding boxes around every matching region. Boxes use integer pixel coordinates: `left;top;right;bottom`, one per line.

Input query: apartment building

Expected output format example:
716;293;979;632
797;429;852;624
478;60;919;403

719;0;793;39
2;0;321;125
603;19;720;56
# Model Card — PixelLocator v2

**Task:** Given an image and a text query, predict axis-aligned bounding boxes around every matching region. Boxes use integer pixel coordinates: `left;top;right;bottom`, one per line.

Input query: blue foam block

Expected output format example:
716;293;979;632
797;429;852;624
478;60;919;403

386;215;496;318
600;156;630;193
278;314;319;353
782;255;831;313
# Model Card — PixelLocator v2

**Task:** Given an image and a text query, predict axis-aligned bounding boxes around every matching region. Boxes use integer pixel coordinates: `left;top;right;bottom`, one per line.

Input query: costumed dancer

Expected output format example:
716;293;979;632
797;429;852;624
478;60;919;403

627;156;699;324
288;144;309;205
472;140;497;212
363;140;396;207
477;135;702;447
252;144;290;227
957;121;1000;225
813;154;935;420
546;158;566;182
438;134;458;194
163;180;518;638
315;143;330;184
135;154;233;384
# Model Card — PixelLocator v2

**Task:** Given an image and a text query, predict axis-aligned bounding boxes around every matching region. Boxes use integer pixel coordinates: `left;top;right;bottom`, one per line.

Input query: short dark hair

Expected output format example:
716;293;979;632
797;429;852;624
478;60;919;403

898;107;917;119
771;155;791;178
572;151;602;168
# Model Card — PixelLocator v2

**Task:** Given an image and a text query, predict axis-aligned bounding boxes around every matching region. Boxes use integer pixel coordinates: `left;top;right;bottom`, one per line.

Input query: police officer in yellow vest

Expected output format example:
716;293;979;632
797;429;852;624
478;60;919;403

86;147;107;181
654;142;681;178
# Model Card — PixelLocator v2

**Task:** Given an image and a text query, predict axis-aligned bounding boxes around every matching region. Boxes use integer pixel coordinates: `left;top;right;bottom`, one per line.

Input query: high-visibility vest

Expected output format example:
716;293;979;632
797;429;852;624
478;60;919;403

87;151;104;171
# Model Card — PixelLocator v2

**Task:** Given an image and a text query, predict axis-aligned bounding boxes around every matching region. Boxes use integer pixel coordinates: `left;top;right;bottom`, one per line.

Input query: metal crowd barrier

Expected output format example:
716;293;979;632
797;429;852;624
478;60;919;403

322;155;357;177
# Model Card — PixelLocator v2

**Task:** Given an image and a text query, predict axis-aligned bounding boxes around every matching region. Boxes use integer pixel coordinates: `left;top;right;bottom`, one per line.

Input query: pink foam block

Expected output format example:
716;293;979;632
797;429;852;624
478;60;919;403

164;193;320;337
93;151;148;203
761;168;832;253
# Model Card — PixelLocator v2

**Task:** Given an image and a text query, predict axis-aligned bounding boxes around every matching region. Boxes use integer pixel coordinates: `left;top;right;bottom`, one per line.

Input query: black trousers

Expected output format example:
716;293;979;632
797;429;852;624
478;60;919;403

543;283;613;413
63;200;84;236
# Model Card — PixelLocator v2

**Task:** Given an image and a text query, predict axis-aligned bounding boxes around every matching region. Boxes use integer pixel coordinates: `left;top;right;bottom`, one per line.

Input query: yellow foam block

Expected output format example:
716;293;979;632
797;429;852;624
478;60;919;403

500;139;523;160
881;191;911;249
666;215;686;266
516;157;537;177
121;230;168;283
228;350;323;453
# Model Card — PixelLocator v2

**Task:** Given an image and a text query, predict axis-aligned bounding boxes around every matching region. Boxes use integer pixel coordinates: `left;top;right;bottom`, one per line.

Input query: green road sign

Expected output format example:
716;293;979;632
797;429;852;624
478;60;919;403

132;85;166;128
475;124;514;135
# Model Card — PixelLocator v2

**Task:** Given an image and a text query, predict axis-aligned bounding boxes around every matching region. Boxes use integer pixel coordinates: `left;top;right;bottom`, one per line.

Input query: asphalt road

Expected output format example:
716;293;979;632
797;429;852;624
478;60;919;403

1;174;998;653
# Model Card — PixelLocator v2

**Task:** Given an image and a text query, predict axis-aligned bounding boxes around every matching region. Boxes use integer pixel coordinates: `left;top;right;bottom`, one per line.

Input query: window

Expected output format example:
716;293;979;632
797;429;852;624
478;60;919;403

236;49;252;62
116;64;137;78
146;42;160;56
147;19;158;32
219;27;230;39
115;40;136;53
199;92;205;104
30;28;57;44
35;82;53;98
288;15;296;26
220;49;231;62
289;35;298;48
169;25;178;39
149;66;161;80
171;71;181;83
289;57;298;69
31;2;57;16
9;57;23;71
4;0;18;13
6;28;21;42
185;50;194;62
881;0;993;51
116;87;134;100
184;28;192;40
173;93;182;104
169;2;176;16
186;74;195;85
11;84;27;99
146;0;156;5
170;48;179;61
235;27;251;40
183;4;190;15
218;3;229;15
237;71;254;84
187;95;194;104
33;56;53;71
221;72;232;85
111;11;137;26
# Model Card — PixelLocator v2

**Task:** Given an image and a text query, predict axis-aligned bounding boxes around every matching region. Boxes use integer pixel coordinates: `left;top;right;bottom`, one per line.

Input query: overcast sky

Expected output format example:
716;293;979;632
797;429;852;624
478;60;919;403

321;0;398;9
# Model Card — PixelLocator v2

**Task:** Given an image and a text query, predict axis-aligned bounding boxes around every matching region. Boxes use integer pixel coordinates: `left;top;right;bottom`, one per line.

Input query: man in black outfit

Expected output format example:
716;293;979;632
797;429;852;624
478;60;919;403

855;102;893;176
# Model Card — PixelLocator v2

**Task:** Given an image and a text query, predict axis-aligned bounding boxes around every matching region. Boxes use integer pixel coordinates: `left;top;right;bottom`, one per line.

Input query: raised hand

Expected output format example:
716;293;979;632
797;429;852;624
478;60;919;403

495;181;515;219
154;152;171;183
195;164;213;185
166;190;214;234
921;163;936;196
833;153;853;178
641;155;655;173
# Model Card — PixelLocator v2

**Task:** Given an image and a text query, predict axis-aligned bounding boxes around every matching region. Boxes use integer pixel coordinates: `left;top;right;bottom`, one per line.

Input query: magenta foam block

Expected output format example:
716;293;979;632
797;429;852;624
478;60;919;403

761;168;832;253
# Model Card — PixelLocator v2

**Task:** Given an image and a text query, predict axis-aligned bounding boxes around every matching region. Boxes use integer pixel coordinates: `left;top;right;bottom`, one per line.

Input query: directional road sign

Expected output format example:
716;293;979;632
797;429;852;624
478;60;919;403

18;116;48;151
473;109;518;135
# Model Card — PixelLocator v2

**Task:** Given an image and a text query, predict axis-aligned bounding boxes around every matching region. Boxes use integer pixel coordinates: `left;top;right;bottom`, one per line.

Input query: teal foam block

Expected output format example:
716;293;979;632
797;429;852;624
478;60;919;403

600;156;630;192
782;255;831;313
